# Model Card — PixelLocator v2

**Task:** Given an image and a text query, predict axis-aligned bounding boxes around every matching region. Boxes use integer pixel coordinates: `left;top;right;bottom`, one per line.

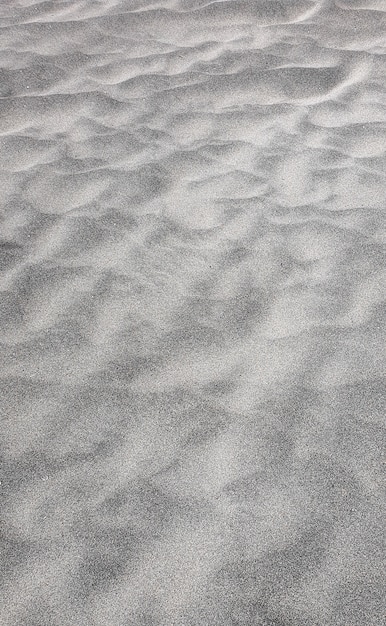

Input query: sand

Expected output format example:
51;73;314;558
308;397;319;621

0;1;385;625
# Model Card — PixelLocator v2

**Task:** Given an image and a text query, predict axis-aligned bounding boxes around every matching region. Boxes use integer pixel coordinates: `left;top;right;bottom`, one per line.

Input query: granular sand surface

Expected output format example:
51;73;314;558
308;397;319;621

0;1;385;625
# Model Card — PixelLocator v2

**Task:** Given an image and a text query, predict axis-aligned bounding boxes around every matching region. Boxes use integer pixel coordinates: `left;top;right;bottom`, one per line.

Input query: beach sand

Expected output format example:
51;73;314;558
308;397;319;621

0;1;385;624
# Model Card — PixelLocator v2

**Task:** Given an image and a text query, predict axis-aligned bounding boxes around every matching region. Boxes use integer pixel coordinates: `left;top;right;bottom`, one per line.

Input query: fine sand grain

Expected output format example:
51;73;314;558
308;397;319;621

0;1;385;625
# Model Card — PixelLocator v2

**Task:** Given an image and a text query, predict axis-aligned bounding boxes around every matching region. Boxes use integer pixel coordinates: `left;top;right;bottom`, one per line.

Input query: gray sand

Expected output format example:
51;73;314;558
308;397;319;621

0;1;385;624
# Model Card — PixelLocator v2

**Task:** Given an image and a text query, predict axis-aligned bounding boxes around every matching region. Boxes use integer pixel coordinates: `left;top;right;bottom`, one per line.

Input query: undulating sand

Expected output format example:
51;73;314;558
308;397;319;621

0;1;385;625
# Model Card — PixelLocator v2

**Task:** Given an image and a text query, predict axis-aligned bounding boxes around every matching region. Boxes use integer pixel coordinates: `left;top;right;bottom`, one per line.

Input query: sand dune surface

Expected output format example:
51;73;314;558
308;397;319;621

0;1;385;625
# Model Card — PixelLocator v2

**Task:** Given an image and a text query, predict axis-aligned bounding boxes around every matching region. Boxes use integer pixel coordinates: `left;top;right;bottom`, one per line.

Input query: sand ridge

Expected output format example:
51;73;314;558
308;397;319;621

0;1;385;625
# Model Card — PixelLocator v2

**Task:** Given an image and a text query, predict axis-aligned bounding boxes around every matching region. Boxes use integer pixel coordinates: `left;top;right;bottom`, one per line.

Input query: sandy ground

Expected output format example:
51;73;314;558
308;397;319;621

0;1;385;625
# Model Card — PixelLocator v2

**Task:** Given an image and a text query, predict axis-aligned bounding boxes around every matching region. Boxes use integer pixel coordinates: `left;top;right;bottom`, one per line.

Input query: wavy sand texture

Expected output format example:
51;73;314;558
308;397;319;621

0;1;385;625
